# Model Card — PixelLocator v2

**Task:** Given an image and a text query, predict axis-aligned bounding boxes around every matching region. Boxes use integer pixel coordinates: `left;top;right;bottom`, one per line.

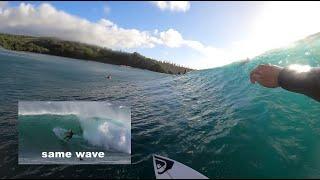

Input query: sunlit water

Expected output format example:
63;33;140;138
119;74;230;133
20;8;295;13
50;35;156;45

0;37;319;178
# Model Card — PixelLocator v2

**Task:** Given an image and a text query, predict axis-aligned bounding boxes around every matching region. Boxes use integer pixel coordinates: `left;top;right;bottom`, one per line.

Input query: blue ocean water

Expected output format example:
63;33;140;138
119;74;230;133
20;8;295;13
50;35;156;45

0;36;319;178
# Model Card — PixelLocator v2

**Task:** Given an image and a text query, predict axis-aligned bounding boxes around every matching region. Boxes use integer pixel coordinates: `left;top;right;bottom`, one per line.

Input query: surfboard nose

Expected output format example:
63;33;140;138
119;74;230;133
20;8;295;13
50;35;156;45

152;154;208;179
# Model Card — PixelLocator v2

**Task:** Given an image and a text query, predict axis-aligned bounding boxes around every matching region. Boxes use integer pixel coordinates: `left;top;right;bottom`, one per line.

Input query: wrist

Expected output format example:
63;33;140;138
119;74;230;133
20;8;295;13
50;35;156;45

276;67;285;88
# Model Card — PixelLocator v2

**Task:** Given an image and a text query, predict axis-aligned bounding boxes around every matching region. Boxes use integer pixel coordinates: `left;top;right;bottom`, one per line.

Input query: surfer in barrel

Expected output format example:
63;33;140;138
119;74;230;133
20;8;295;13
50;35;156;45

250;64;320;102
64;129;74;141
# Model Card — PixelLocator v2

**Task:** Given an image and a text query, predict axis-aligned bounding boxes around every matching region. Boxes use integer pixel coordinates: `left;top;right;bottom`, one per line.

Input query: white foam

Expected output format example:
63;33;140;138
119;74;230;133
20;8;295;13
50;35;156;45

81;119;131;154
18;101;130;122
19;101;131;154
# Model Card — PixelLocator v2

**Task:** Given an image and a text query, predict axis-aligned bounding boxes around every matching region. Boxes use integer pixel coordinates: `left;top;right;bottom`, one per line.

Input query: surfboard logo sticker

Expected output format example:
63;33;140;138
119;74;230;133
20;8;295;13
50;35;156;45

153;154;209;179
154;155;174;174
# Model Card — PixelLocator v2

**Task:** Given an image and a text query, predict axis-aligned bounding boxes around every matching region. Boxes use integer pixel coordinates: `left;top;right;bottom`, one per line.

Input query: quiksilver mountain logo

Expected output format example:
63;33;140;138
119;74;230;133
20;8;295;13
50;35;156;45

154;155;174;174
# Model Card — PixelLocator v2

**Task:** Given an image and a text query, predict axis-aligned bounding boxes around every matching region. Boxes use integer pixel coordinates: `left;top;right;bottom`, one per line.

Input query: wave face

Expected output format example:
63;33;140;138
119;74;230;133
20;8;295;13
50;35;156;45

18;101;131;155
1;34;320;177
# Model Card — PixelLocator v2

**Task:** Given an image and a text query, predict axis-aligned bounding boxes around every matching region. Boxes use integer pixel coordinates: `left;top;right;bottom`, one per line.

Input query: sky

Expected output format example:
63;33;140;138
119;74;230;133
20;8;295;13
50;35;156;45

1;1;320;69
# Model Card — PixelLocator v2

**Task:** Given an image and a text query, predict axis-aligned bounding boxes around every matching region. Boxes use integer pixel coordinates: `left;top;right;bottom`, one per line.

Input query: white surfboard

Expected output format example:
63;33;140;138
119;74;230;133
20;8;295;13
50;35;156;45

153;154;208;179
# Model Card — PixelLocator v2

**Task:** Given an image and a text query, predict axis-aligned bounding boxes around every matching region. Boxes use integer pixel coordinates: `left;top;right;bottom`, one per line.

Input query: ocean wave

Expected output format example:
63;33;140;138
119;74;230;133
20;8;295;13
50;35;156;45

19;101;131;154
18;101;130;123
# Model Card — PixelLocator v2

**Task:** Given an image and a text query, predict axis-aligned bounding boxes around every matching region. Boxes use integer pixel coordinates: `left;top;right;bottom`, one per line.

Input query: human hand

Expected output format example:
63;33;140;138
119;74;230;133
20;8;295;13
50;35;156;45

250;64;283;88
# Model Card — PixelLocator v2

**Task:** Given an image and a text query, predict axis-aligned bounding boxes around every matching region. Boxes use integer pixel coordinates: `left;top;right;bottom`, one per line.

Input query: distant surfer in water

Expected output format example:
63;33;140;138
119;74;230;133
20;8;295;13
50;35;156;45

107;74;112;79
250;64;320;102
240;58;250;65
64;129;74;141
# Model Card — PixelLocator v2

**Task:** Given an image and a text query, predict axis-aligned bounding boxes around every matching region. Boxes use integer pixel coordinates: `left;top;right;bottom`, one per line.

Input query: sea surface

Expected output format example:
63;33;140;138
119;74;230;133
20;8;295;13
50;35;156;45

0;37;320;178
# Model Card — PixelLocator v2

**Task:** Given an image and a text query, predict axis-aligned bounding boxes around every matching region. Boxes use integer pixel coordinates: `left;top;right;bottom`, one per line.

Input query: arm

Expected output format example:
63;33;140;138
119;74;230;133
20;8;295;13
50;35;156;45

278;66;320;101
250;64;320;102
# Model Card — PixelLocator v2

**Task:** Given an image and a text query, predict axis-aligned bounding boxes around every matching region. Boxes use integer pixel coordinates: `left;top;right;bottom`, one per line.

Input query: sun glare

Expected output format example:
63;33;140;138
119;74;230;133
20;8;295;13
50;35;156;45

288;64;311;73
220;2;320;68
252;2;320;49
163;2;320;69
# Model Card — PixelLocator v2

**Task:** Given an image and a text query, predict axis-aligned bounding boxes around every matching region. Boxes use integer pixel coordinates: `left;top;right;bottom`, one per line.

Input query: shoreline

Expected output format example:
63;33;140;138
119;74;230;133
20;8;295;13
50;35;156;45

0;47;171;75
0;33;193;75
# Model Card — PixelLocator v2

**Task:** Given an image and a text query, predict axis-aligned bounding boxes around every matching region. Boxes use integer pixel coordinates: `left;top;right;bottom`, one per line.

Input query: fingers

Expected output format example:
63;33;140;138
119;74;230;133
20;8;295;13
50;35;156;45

250;70;256;83
251;73;262;84
250;65;264;83
255;64;270;73
250;64;283;88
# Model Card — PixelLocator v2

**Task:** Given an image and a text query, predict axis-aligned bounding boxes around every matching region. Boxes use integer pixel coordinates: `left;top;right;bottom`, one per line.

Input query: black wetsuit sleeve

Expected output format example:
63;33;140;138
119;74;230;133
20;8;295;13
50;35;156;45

278;67;320;102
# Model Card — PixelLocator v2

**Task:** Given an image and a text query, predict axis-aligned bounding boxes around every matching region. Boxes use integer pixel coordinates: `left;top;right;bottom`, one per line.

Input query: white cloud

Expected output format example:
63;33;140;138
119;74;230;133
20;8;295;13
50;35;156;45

159;28;184;47
0;3;160;49
158;29;229;68
151;1;190;12
0;2;217;69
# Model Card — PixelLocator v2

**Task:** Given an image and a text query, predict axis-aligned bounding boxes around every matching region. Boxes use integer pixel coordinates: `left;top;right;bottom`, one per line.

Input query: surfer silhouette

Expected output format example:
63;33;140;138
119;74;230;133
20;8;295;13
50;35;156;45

64;129;74;141
250;64;320;102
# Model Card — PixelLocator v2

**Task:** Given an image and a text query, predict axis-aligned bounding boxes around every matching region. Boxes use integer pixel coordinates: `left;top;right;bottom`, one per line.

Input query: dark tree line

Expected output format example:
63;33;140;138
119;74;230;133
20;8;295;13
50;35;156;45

0;33;193;74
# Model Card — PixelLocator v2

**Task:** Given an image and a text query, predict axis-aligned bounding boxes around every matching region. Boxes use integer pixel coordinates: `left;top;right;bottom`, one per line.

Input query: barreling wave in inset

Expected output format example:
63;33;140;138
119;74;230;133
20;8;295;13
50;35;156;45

19;101;131;154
